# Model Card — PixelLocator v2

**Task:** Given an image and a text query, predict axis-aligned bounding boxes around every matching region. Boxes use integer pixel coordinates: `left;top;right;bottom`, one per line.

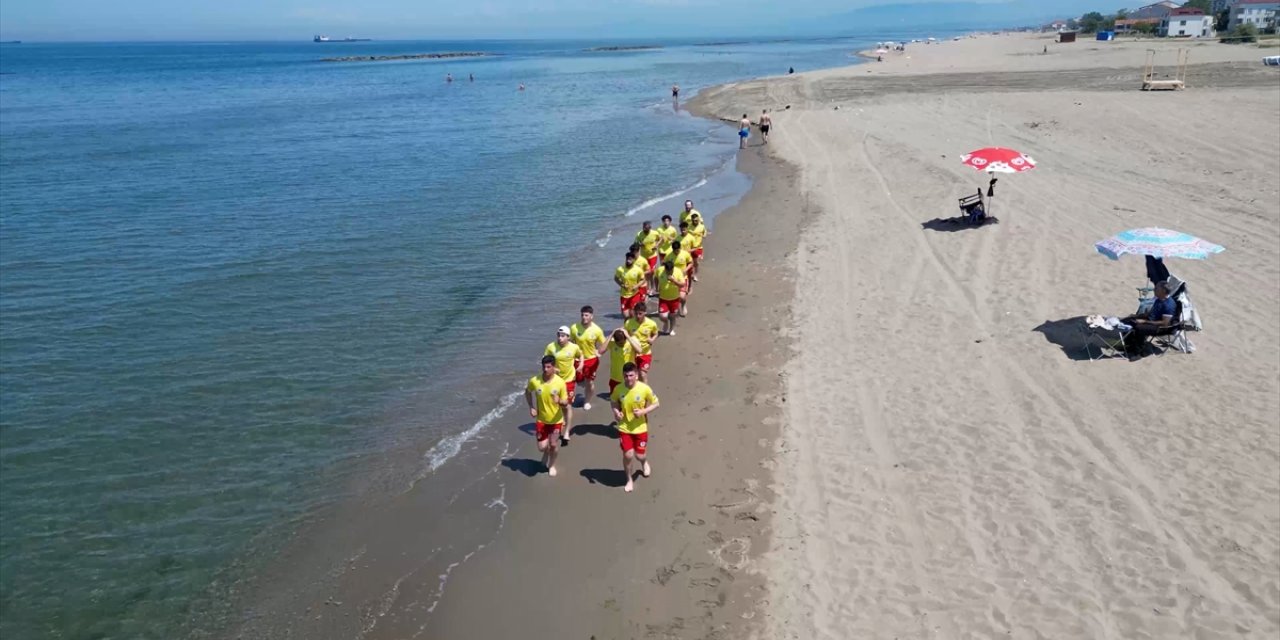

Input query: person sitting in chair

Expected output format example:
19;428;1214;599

1121;280;1176;355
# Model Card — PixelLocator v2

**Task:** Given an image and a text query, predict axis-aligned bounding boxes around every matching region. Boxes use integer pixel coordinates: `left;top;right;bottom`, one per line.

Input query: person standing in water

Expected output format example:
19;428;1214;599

469;73;475;81
446;73;453;83
672;84;680;99
738;113;750;149
759;109;772;144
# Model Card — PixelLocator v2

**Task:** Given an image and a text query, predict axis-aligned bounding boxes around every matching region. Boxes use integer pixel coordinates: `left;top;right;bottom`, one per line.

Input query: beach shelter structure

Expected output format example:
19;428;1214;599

958;147;1037;221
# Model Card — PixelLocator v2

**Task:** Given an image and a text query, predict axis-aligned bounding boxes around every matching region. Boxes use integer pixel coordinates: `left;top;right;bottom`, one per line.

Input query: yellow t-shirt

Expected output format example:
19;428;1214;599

657;265;685;301
606;340;635;383
571;322;605;360
679;234;695;253
657;243;674;264
635;229;661;259
680;208;701;227
657;225;678;247
526;374;567;424
544;341;582;381
689;222;707;249
610;381;658;435
624;317;659;355
672;249;693;272
616;264;644;297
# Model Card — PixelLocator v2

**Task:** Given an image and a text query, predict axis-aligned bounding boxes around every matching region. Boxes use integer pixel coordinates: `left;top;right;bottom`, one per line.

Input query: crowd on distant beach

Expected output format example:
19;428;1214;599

524;198;709;493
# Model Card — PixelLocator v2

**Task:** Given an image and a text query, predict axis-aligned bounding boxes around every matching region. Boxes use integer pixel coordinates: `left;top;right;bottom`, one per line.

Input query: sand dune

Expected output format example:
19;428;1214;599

694;33;1280;639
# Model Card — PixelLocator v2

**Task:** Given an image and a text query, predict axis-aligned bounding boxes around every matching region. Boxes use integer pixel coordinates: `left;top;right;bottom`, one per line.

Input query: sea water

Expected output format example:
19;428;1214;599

0;34;943;638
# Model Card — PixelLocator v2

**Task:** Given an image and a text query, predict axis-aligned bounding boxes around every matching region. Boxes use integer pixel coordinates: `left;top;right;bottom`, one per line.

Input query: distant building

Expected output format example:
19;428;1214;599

1160;7;1216;36
1227;0;1279;30
1042;19;1071;31
1131;1;1183;19
1115;17;1163;32
1211;0;1238;13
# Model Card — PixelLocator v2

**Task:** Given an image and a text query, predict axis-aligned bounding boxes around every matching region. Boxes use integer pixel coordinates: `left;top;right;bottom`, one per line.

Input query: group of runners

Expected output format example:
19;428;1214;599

524;199;709;493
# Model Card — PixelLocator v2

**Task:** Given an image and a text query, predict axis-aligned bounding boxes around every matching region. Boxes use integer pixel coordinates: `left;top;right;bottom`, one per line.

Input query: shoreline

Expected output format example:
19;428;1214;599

409;135;808;640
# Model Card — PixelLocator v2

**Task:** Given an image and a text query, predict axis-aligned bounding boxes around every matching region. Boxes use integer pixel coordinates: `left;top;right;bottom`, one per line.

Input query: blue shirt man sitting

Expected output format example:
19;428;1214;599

1122;281;1177;356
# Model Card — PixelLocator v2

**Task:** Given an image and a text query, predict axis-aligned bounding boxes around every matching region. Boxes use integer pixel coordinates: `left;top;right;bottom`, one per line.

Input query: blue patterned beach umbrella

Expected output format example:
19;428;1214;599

1094;228;1224;261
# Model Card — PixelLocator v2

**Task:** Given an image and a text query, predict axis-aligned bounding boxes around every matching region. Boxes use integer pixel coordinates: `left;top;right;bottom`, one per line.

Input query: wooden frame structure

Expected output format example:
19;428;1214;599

1142;49;1188;91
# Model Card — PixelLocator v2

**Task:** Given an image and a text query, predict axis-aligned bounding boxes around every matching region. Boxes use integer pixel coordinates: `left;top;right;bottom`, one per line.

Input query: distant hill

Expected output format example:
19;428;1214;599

805;1;1096;33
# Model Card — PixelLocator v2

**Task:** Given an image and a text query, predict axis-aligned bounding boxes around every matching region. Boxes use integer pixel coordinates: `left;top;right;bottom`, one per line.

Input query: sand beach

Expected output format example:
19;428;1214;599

225;32;1279;640
691;32;1280;639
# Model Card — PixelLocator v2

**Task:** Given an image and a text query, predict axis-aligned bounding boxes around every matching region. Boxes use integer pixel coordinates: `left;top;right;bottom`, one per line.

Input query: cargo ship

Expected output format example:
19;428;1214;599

313;36;371;42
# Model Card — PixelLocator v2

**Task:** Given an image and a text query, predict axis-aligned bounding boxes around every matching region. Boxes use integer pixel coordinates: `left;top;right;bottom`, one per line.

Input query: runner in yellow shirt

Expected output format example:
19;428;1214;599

570;305;607;411
628;242;651;297
658;214;679;250
680;199;700;228
623;302;660;383
545;326;583;443
604;327;642;397
610;363;660;493
634;221;661;293
667;239;694;317
614;253;645;319
525;355;569;476
688;212;708;282
655;258;687;336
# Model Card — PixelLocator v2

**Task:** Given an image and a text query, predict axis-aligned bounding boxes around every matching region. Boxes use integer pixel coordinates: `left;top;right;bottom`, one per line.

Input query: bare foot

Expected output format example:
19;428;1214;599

624;480;634;493
548;465;557;477
642;461;652;477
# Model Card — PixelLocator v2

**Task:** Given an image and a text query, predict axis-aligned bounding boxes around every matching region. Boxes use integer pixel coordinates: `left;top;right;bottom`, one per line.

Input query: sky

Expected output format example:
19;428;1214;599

0;0;1127;41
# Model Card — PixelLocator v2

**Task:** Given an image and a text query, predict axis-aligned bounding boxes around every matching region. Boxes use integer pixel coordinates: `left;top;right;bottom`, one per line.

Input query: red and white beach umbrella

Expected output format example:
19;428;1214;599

960;147;1037;174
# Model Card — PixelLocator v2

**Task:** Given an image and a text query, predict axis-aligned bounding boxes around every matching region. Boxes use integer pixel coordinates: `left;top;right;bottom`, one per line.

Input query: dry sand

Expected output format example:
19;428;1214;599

691;32;1280;639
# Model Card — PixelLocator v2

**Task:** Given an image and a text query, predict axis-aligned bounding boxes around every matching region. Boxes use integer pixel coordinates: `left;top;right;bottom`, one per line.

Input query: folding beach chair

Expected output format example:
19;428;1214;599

1149;277;1201;354
1081;315;1132;360
957;189;986;225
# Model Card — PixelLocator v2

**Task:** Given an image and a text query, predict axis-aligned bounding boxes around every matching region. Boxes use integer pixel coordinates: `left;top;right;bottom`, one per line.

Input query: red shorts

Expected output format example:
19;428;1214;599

647;255;658;270
658;298;681;315
563;379;576;398
576;357;600;382
693;247;704;259
620;292;644;312
619;430;649;453
635;353;652;370
609;379;620;394
535;421;564;442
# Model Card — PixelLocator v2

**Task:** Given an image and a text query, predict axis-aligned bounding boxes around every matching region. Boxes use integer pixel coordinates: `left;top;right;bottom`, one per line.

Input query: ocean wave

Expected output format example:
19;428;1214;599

624;177;709;218
595;228;613;248
413;391;521;487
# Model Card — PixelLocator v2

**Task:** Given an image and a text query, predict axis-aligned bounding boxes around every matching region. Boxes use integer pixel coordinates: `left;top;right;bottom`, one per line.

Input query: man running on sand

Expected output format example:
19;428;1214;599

635;221;661;293
688;212;708;283
759;109;772;144
615;252;645;319
611;362;659;493
571;306;607;410
739;113;750;149
623;302;660;383
603;327;643;397
626;242;651;297
658;214;678;251
525;355;569;476
680;200;700;228
655;257;687;336
668;238;694;315
545;326;583;443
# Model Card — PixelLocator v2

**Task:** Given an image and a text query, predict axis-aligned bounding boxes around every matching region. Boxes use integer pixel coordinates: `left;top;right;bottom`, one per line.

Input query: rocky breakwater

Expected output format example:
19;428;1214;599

321;52;491;62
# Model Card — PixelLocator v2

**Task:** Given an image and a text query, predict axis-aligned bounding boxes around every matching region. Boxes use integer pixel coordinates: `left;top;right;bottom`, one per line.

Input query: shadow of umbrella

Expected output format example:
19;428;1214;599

1032;316;1097;361
922;216;1000;233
